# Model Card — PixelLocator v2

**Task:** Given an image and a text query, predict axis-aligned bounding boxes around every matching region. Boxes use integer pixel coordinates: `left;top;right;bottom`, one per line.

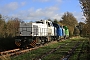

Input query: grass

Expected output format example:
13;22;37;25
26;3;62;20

42;39;79;60
69;38;90;60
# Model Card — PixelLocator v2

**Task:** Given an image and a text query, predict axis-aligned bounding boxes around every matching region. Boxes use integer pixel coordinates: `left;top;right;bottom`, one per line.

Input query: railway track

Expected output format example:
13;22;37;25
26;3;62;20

77;41;84;60
0;40;58;59
62;41;81;60
0;38;84;60
0;46;41;59
0;48;20;56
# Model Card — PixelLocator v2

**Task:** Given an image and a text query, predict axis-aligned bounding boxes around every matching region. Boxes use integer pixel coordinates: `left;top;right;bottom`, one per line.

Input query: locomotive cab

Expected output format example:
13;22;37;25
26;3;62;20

63;26;69;39
53;23;63;41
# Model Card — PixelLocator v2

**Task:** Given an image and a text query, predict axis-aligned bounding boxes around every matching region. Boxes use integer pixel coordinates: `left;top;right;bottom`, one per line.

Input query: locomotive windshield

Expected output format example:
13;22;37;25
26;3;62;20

47;21;53;27
53;23;59;28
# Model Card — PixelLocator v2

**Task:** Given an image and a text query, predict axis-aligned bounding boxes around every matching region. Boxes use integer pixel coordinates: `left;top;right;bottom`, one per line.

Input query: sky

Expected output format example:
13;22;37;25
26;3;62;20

0;0;85;22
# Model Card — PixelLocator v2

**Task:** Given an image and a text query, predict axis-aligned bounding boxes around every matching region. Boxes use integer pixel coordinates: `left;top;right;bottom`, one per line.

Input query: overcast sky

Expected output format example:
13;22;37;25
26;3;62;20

0;0;85;22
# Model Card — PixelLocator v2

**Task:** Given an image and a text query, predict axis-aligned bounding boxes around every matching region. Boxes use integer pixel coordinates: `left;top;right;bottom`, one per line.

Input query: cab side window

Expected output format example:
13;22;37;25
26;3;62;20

48;22;50;27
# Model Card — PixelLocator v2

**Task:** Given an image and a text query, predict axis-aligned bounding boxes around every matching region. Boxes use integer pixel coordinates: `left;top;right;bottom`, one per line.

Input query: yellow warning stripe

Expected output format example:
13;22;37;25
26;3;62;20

30;40;37;47
30;40;36;46
15;41;21;47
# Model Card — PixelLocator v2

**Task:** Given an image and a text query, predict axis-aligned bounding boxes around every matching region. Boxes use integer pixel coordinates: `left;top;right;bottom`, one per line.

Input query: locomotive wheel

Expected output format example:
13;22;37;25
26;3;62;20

30;40;37;47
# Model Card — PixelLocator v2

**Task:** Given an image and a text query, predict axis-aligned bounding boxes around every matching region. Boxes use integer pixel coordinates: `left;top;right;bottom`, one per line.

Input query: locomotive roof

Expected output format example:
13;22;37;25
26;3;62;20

53;22;61;28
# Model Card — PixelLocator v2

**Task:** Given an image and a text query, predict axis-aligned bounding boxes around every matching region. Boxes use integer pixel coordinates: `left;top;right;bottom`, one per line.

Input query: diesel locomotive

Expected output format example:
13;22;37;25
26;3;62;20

15;20;69;48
